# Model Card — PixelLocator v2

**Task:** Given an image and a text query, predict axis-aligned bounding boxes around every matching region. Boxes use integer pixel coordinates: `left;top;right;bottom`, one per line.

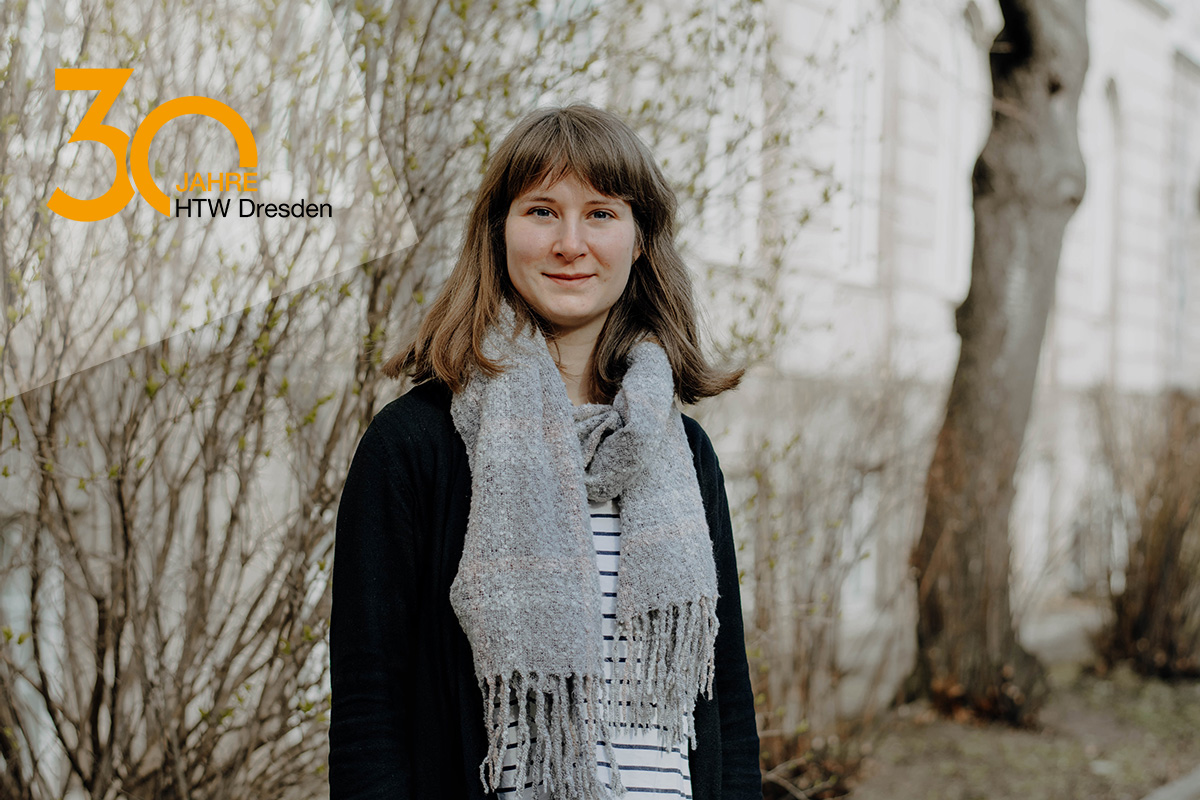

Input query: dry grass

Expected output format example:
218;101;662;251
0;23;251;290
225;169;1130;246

846;663;1200;800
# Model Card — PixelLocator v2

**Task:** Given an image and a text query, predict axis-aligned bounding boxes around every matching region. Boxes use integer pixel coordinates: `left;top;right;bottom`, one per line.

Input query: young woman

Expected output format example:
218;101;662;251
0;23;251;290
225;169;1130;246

329;105;761;800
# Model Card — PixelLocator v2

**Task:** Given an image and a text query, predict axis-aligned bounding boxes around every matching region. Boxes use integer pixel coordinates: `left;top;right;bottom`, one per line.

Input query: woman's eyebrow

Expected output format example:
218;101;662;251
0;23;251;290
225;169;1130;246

519;195;624;206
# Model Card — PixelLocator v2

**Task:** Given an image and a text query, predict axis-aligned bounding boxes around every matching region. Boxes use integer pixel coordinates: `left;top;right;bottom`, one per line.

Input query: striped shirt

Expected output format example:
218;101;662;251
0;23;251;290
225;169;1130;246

496;497;695;799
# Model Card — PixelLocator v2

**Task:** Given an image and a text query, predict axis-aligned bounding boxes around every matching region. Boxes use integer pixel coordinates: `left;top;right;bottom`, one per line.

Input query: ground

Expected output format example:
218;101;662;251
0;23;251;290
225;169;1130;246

847;663;1200;800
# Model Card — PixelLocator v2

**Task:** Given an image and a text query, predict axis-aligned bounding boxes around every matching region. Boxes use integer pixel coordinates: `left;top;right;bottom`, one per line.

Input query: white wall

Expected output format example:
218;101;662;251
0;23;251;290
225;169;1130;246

730;0;1200;628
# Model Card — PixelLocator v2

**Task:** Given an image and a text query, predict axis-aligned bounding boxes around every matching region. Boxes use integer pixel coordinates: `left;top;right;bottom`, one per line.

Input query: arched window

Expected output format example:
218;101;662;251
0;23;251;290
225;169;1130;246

1103;78;1122;383
935;0;992;300
1167;52;1200;389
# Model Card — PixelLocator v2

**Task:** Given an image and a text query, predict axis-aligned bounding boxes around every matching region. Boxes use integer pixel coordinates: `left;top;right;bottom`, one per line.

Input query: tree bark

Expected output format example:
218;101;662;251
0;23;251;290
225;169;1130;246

909;0;1088;724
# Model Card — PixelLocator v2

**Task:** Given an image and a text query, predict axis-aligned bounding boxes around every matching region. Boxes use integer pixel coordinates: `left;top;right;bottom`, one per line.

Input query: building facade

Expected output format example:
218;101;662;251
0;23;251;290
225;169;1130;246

707;0;1200;725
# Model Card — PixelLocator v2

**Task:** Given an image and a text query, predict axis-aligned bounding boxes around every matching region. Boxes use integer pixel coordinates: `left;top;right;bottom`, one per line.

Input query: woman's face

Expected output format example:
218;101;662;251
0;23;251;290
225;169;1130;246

505;172;640;344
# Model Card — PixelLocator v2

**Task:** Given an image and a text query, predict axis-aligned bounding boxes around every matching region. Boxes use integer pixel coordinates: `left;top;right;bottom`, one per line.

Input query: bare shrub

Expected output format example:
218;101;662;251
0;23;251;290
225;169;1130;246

709;372;938;798
1091;388;1200;678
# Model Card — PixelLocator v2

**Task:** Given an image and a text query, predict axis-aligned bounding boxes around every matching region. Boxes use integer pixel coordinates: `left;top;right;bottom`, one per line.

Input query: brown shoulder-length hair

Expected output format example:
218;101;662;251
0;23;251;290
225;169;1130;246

382;104;742;405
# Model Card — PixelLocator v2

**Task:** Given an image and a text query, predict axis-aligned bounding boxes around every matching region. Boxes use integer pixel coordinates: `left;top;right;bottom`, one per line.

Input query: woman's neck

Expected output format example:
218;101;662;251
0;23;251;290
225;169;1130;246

547;333;598;406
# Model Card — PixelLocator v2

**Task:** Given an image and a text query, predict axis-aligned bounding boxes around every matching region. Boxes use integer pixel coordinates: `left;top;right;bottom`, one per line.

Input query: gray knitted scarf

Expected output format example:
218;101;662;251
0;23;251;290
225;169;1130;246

449;303;720;799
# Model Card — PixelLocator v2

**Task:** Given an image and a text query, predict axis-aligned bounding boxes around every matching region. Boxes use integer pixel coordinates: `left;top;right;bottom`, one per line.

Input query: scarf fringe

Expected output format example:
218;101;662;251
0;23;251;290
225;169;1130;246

612;597;720;751
480;671;625;800
477;599;717;798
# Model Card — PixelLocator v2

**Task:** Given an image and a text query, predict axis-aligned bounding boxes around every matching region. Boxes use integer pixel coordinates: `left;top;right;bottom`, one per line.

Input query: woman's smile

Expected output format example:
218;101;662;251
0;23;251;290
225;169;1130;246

543;272;593;284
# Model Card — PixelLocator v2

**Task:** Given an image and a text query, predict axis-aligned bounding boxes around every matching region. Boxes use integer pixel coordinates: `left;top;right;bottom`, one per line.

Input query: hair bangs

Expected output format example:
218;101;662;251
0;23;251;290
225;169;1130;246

499;110;654;214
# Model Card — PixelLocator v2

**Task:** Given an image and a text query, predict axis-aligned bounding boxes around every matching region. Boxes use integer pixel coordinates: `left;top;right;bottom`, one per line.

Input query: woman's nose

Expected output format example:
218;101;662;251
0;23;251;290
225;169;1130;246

554;219;587;261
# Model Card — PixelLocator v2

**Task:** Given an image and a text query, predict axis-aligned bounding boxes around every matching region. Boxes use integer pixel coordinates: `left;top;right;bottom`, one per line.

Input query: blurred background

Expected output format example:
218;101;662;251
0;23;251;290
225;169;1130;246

1;0;1198;798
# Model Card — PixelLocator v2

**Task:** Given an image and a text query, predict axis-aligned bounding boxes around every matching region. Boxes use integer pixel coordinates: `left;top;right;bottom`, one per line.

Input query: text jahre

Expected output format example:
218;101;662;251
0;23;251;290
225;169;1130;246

175;172;258;192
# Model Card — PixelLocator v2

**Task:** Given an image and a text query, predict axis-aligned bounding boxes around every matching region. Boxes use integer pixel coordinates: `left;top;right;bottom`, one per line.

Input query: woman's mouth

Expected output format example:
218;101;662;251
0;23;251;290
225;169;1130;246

544;273;592;285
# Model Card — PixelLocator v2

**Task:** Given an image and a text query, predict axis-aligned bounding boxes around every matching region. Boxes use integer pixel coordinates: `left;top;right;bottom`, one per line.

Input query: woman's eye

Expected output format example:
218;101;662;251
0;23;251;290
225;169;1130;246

529;207;553;218
591;210;613;220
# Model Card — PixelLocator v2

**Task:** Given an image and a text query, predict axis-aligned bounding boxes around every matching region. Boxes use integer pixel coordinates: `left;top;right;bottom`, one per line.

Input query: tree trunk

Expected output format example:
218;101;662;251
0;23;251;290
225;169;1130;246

909;0;1088;725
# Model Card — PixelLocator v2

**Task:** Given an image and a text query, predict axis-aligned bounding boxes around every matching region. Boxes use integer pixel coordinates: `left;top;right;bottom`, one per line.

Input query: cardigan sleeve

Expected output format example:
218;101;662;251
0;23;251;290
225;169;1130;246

329;412;418;799
693;422;764;799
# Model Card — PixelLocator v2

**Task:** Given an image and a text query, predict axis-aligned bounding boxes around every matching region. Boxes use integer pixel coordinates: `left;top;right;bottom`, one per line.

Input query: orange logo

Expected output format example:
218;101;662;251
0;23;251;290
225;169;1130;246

48;68;257;221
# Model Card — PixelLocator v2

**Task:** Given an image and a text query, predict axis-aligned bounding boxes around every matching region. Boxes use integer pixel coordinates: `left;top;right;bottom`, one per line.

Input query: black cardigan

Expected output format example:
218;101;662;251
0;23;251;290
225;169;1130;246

329;380;762;799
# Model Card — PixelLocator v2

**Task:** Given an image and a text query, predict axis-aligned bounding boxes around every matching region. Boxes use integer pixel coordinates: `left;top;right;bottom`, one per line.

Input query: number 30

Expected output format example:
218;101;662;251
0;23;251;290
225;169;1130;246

48;68;257;221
